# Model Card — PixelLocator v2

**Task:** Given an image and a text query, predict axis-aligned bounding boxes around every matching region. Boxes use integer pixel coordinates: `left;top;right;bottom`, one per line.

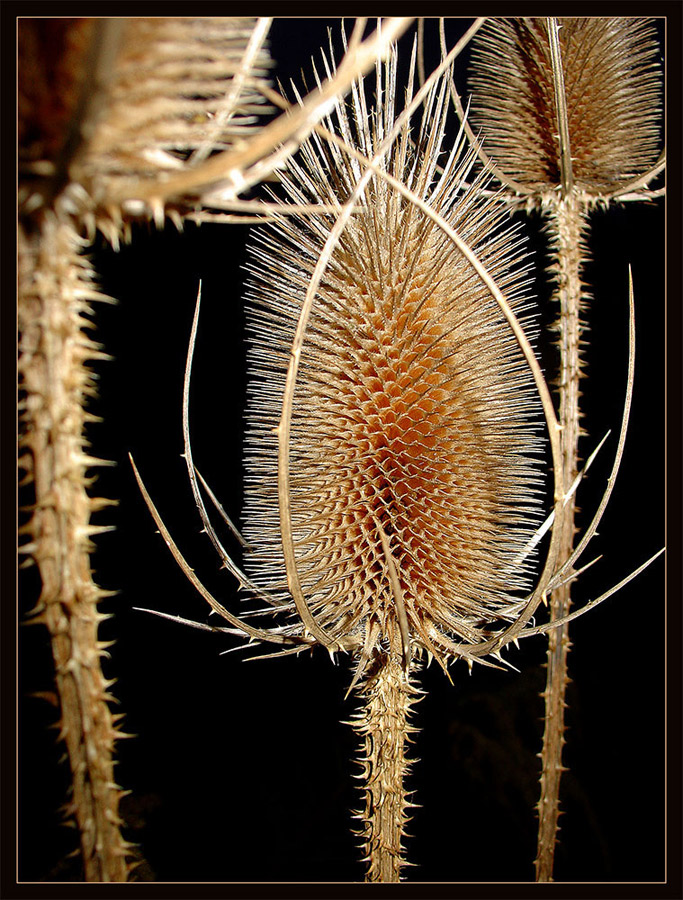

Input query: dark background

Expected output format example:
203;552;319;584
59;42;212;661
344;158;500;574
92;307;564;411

16;16;670;888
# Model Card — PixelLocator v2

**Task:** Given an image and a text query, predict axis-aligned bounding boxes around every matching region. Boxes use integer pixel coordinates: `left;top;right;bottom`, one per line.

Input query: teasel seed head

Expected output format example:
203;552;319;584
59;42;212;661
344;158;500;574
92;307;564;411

18;17;271;239
242;49;546;672
468;17;662;197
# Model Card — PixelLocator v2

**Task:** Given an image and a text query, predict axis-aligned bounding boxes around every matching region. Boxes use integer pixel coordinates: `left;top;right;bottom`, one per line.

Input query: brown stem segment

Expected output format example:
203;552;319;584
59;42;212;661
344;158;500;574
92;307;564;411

350;622;421;882
535;194;587;882
18;214;131;882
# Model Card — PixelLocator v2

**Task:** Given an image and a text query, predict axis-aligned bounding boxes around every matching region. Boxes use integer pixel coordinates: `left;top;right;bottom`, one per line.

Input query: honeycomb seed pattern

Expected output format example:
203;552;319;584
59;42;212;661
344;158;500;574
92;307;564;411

243;55;546;666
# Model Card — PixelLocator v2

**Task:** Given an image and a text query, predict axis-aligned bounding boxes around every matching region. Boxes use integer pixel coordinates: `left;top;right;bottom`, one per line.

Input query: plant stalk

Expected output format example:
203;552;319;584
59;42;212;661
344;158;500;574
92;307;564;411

535;193;587;881
350;623;420;882
18;214;130;881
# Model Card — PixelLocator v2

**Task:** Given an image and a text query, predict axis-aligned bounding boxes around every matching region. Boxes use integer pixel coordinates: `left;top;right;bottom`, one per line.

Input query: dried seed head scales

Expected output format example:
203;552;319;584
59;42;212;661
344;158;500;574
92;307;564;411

468;17;662;194
243;51;546;665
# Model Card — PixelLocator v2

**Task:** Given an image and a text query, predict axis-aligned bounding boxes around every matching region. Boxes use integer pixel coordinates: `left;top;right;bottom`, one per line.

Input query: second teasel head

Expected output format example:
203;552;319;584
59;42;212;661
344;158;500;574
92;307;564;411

467;17;662;198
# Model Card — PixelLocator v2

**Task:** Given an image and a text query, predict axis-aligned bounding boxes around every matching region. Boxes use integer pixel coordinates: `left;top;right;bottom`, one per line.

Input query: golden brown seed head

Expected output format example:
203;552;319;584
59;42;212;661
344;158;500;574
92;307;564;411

468;17;662;194
243;55;546;666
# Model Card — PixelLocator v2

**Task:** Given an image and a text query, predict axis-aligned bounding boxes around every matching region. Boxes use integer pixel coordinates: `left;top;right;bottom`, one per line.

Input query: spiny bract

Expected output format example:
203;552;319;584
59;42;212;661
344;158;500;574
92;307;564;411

241;48;546;673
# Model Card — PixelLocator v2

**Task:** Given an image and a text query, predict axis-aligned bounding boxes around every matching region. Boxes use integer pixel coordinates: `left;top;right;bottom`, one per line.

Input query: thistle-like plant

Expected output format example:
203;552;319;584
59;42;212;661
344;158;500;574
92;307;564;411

462;16;663;880
17;15;411;880
240;48;548;880
128;22;663;882
16;15;665;885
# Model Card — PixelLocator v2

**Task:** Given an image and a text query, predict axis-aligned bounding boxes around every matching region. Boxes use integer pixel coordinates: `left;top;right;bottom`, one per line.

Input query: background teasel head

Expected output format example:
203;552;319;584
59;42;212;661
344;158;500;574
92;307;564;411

467;17;662;197
18;17;272;241
240;47;548;677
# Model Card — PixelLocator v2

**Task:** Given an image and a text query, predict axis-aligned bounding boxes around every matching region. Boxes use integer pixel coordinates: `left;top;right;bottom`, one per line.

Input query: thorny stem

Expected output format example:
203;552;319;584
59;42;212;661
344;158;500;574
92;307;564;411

351;622;421;882
18;215;130;881
535;194;587;882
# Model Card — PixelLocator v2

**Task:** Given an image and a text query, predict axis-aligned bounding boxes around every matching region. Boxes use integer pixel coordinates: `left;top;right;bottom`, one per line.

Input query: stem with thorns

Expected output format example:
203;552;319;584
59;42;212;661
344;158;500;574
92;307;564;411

18;215;131;881
535;193;588;881
350;624;421;882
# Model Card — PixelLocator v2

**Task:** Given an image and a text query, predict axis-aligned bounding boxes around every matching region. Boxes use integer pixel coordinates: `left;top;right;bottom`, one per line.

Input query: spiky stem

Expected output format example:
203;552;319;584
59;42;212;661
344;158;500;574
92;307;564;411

350;624;420;882
535;194;587;882
18;214;130;882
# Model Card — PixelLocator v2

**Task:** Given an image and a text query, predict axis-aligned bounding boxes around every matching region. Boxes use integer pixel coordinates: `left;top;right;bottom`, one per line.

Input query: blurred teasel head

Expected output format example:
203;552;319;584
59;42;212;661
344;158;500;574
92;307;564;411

240;45;548;678
18;17;272;241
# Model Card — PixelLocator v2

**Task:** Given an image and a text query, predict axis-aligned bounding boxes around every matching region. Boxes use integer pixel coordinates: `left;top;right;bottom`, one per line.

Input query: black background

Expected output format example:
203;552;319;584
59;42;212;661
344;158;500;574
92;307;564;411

16;15;671;889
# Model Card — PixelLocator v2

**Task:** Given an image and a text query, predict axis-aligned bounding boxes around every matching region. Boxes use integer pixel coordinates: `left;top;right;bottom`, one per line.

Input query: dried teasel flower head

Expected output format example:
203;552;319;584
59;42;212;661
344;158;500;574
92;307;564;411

18;19;96;167
241;46;547;676
18;17;271;240
467;17;662;197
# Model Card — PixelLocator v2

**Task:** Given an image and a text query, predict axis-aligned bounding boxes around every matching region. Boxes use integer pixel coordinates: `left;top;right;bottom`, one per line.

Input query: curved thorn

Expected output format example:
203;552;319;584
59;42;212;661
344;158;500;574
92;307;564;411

344;618;380;700
194;466;250;550
181;284;281;605
549;554;602;593
242;645;312;662
129;452;303;647
509;429;611;571
133;607;244;636
608;150;666;201
426;629;504;670
518;548;664;640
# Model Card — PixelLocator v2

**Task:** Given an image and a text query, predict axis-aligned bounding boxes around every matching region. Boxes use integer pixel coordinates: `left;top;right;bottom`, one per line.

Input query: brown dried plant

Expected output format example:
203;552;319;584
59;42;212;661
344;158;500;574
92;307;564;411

129;19;663;883
17;15;664;885
18;15;411;881
463;16;664;880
